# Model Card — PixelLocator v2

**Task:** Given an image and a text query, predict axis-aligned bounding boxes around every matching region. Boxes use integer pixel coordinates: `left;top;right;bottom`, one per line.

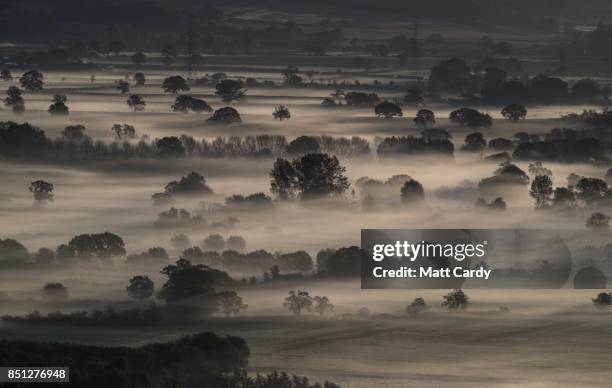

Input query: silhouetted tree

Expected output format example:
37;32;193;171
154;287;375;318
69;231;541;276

461;132;486;152
552;187;576;208
48;94;69;115
450;108;492;129
111;123;137;139
42;282;67;302
217;290;248;318
406;297;429;317
413;109;435;128
215;79;246;103
576;178;607;205
501;103;527;121
282;66;302;85
133;72;146;86
203;234;225;251
586;212;610;230
68;232;126;262
19;70;44;91
530;175;553;209
155;136;185;157
273;105;291;120
442;289;469;310
126;275;154;302
162;76;190;94
401;179;425;203
226;236;246;252
108;40;125;55
592;292;612;309
126;94;146;111
61;124;88;142
313;295;333;316
115;80;130;94
284;290;313;316
428;58;470;93
29;180;54;203
207;106;242;124
0;69;12;81
35;248;55;266
4;86;24;113
375;101;403;118
172;95;212;113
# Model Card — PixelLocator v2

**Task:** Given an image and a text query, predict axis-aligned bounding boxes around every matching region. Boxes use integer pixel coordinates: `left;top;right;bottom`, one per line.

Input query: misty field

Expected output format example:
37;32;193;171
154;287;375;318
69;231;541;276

3;8;612;385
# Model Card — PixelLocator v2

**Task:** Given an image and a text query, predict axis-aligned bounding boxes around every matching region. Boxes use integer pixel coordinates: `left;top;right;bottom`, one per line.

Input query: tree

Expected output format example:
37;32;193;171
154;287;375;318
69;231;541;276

68;232;126;262
428;58;471;93
35;248;55;266
273;105;291;120
162;76;190;94
111;123;137;139
501;104;527;121
115;80;130;94
374;101;403;118
226;236;246;252
345;92;379;106
161;44;177;66
291;153;350;200
528;162;552;177
203;234;225;251
131;52;146;65
4;86;25;113
42;282;68;302
19;70;44;91
215;79;246;103
586;212;610;230
217;290;248;318
0;69;12;81
592;292;612;309
284;290;313;316
156;136;185;157
48;94;69;115
157;259;222;315
207;107;242;124
126;276;154;302
165;172;213;196
461;132;486;152
61;125;88;142
172;95;212;113
450;108;492;129
133;72;146;86
442;289;470;310
313;296;334;316
552;187;576;208
282;66;302;85
413;109;435;128
270;158;297;200
29;180;54;204
530;175;553;209
406;297;429;317
126;94;146;111
576;178;608;205
401;179;425;203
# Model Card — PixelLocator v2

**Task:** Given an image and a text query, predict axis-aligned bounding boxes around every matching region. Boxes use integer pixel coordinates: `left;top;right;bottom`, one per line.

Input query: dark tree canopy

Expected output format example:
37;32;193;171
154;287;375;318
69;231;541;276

165;172;213;196
126;275;154;301
172;95;212;113
68;232;126;262
162;76;190;94
270;153;349;200
19;70;44;91
374;101;403;118
215;79;246;103
207;106;242;124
